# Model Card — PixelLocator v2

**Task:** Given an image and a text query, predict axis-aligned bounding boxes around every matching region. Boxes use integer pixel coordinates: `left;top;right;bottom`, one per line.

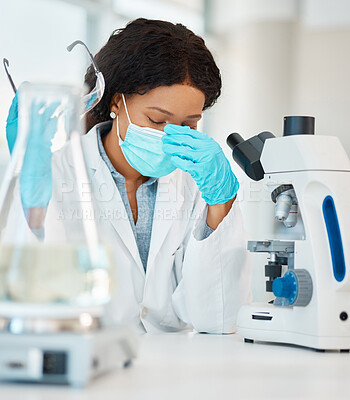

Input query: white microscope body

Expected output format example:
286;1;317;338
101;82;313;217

229;116;350;350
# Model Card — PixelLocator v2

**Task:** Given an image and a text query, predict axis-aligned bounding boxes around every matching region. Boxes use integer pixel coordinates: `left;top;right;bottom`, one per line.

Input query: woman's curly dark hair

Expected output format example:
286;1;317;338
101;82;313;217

84;18;221;126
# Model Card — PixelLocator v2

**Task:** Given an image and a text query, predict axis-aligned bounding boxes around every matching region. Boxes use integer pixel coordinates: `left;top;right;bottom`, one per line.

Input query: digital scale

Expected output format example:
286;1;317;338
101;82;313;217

0;303;138;387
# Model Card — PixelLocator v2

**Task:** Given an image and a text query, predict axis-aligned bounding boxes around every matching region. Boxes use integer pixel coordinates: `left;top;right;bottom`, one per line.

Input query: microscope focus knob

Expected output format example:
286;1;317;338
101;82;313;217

273;269;313;306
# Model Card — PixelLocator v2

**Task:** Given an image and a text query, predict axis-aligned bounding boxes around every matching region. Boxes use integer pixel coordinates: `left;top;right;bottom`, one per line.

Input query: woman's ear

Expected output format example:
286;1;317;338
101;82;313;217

110;93;122;116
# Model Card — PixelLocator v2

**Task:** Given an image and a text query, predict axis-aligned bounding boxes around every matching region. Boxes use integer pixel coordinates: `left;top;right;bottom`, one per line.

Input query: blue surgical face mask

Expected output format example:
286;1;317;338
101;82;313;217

117;94;177;178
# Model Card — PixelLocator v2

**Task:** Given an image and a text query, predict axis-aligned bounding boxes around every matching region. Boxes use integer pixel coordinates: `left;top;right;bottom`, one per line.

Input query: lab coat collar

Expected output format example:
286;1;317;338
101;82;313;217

78;125;145;274
92;157;145;275
82;122;108;170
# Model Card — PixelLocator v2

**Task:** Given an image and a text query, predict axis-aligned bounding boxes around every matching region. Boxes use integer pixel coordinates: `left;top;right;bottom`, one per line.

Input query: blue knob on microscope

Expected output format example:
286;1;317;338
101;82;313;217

273;271;298;304
273;270;313;306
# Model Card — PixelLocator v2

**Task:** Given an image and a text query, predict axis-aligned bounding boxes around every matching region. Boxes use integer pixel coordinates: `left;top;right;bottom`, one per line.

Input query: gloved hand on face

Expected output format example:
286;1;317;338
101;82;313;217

162;124;239;205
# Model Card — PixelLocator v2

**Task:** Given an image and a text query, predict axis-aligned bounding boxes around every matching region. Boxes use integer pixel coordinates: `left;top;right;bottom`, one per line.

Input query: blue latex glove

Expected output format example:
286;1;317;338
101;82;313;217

5;91;19;154
20;101;59;209
162;124;239;205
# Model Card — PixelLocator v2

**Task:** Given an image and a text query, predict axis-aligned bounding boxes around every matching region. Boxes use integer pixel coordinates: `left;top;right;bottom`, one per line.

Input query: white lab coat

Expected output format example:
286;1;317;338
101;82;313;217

8;124;252;334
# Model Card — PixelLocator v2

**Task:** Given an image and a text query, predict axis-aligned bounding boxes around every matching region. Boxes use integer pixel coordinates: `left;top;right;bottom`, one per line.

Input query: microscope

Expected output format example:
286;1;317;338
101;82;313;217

227;116;350;351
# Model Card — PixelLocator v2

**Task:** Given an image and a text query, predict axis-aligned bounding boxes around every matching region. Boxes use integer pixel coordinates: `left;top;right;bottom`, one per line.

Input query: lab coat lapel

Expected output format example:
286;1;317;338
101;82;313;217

79;128;145;275
147;172;185;270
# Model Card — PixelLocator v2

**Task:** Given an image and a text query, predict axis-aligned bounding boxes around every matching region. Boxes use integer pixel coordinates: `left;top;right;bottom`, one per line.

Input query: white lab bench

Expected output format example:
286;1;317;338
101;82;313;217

0;332;349;400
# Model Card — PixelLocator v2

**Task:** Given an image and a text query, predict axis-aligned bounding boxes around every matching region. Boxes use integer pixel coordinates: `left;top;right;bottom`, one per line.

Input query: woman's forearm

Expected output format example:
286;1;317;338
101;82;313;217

206;196;236;230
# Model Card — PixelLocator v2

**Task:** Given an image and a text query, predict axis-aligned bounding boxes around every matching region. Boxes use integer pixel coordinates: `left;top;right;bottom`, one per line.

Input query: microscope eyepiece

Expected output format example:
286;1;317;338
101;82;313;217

283;116;315;136
226;131;275;181
227;133;244;150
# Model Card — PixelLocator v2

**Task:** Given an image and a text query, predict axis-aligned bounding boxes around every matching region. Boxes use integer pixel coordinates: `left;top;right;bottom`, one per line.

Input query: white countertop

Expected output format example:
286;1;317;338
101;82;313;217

0;332;350;400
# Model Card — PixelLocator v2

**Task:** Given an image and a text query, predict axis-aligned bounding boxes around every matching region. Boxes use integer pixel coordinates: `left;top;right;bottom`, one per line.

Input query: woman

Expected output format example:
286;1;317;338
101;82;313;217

6;18;251;333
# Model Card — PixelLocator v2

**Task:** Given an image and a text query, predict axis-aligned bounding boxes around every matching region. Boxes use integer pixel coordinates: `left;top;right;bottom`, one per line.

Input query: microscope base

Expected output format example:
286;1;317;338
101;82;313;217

237;303;350;351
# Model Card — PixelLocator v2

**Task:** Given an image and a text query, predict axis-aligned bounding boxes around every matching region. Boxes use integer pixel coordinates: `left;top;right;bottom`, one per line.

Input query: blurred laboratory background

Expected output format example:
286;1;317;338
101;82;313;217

1;0;350;300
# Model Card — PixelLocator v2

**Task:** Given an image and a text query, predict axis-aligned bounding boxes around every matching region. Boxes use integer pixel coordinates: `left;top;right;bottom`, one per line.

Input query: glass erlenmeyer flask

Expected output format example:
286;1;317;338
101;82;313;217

0;83;116;313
